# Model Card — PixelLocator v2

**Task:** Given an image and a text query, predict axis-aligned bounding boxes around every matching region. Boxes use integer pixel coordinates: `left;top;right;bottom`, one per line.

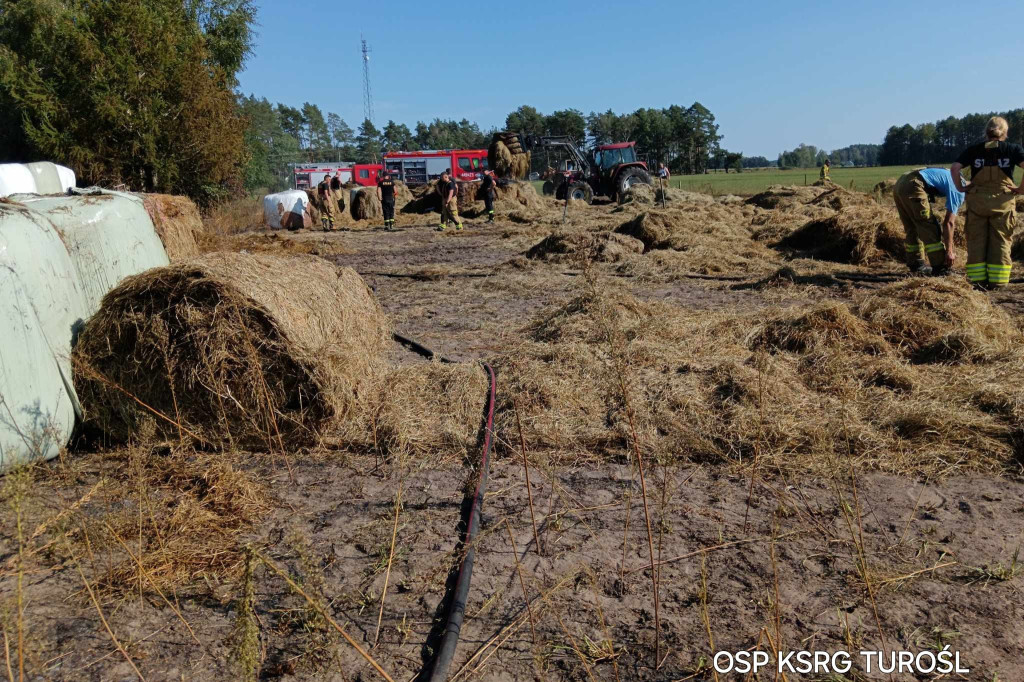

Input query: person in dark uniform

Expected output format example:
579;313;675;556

481;168;497;223
435;169;462;231
316;173;334;231
377;170;397;230
950;116;1024;289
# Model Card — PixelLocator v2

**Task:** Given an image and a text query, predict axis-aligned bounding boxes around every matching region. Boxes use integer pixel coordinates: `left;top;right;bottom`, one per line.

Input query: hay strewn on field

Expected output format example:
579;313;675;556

74;252;390;449
493;280;1024;476
619;183;655;205
777;205;906;264
140;194;203;260
369;361;487;460
526;230;644;264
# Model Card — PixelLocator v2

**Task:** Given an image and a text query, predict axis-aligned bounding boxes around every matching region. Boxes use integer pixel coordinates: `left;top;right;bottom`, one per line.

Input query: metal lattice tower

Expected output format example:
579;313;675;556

361;36;373;124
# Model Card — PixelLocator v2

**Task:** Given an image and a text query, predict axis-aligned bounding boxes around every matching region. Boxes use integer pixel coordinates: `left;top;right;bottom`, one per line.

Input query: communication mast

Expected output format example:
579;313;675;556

361;36;374;125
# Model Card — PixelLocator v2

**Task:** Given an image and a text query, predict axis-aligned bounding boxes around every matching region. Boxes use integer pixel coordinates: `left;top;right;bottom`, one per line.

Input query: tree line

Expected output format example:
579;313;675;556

879;109;1024;166
506;104;730;174
777;143;881;169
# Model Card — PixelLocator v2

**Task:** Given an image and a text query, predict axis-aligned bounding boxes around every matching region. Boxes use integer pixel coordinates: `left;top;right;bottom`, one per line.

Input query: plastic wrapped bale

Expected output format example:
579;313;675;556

25;162;65;194
21;190;170;316
263;190;312;230
140;194;203;260
350;187;382;221
0;163;37;197
0;203;89;471
73;253;391;449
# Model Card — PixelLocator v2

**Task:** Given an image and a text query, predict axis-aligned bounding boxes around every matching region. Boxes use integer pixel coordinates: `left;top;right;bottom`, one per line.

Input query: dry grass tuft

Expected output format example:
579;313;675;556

140;193;204;261
368;361;487;462
778;205;905;264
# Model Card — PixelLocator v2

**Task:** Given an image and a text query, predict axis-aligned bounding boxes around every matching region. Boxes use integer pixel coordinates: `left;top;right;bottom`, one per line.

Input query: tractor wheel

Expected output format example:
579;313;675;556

567;182;594;204
617;167;652;197
542;180;554;196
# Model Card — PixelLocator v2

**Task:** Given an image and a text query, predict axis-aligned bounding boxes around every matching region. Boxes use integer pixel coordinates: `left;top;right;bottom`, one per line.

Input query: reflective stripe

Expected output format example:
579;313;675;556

988;264;1012;283
967;263;988;282
924;242;945;252
905;243;921;251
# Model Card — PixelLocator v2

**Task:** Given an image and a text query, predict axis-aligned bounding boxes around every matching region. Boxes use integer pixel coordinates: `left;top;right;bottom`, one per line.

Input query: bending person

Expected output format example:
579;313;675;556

950;116;1024;289
893;167;963;275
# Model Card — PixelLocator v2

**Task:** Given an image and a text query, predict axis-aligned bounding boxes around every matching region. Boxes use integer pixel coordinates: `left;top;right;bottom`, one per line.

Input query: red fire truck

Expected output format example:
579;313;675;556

292;163;383;190
383;149;488;186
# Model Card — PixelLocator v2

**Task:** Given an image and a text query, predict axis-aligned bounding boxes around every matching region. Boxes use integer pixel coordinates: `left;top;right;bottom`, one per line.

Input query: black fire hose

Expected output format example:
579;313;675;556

390;332;498;681
428;362;497;682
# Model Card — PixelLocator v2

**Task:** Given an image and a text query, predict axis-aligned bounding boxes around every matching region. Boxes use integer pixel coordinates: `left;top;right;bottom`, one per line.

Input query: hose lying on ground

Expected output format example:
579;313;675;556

391;332;497;682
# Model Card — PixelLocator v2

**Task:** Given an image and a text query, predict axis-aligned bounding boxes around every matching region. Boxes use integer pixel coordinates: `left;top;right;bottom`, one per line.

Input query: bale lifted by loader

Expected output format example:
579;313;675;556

496;133;652;203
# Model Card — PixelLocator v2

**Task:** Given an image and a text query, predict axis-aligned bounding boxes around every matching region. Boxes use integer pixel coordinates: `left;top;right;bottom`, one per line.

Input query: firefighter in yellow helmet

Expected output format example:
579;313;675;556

950;116;1024;289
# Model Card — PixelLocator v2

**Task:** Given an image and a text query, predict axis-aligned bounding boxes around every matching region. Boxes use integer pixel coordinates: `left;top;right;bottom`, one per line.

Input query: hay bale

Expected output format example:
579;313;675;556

351;187;381;221
140;194;202;261
488;138;531;179
778;206;904;264
619;183;655;205
73;252;390;448
525;230;644;264
371;362;487;460
457;181;483;211
393;180;413;210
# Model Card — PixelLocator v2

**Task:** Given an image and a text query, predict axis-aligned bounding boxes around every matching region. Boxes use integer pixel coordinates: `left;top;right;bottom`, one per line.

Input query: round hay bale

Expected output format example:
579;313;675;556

393;180;414;210
351;187;382;220
73;252;391;449
526;230;644;264
401;181;440;214
457;181;483;211
140;194;203;261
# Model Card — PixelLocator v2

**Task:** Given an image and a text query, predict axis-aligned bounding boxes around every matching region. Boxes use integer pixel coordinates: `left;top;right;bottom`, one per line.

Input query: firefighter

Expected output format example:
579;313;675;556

480;168;497;223
435;169;462;231
893;168;963;276
950;116;1024;289
316;173;335;231
819;159;831;183
377;170;397;230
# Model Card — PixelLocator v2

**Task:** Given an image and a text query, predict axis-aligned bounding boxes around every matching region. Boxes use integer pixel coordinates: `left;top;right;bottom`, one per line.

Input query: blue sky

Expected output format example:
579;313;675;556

239;1;1024;158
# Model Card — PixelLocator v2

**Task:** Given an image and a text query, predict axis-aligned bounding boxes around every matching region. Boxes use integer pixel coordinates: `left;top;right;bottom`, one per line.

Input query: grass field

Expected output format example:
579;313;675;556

532;165;929;197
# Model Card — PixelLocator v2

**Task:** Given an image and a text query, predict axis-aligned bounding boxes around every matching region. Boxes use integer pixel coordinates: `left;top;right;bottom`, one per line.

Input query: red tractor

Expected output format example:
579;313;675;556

523;135;652;203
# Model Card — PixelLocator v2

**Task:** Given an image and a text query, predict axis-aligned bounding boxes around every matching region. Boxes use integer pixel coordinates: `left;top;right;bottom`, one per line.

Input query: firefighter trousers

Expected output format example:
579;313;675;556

893;172;945;270
965;191;1016;287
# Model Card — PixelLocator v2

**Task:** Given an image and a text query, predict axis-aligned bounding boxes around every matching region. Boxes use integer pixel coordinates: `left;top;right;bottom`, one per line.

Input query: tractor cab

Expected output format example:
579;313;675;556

593;142;639;172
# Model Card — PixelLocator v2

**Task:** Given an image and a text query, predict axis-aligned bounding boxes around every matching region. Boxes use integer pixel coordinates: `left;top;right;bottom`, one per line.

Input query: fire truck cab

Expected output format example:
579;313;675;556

384;149;488;186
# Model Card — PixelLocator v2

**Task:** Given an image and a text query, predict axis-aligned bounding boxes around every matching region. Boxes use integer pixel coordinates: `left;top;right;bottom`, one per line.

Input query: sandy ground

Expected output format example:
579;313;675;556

2;206;1022;681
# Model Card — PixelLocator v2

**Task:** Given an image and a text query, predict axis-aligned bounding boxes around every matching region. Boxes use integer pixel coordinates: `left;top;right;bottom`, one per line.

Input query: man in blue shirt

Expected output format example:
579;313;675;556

892;167;964;275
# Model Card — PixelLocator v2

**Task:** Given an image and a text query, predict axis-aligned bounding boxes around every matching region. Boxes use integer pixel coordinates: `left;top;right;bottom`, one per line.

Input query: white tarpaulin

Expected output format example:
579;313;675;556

0;204;88;471
23;190;170;315
263;189;311;230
